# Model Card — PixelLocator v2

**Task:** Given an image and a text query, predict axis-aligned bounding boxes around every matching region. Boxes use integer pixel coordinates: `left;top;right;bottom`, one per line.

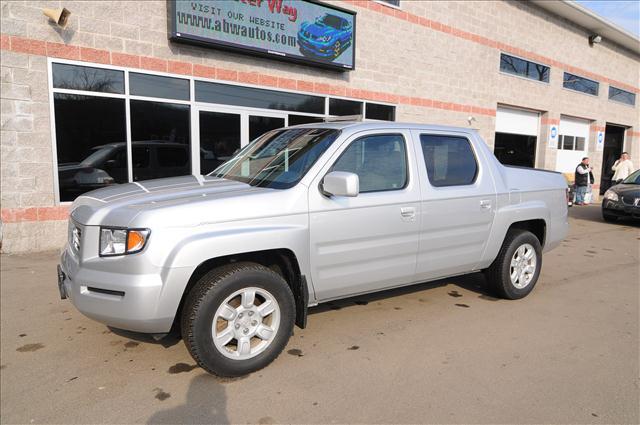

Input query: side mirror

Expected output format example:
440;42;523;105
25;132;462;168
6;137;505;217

322;171;359;197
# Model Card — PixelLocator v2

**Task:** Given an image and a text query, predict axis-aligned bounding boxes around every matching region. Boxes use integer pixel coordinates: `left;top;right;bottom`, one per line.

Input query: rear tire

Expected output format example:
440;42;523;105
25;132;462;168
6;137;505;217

181;262;295;377
485;229;542;300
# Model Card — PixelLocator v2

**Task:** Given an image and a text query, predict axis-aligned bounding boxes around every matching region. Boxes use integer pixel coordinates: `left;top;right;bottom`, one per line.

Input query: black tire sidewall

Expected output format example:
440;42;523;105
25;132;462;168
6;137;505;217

602;210;618;222
187;267;295;377
498;232;542;299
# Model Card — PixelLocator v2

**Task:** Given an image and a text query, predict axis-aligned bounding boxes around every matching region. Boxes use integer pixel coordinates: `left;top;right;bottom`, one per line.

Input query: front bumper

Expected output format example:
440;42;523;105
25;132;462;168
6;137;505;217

59;247;175;333
298;36;335;57
602;199;640;219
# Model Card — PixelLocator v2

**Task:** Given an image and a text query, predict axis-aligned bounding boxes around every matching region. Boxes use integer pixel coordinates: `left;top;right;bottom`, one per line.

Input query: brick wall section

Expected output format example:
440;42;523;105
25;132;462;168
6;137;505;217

1;0;639;253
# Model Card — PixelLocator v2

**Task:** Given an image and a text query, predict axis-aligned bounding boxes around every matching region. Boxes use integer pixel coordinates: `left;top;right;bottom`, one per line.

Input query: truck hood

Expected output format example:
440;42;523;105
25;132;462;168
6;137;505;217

70;175;282;227
304;22;338;39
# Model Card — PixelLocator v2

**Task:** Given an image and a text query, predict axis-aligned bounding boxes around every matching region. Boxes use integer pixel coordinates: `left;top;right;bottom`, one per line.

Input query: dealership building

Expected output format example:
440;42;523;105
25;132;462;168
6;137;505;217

0;0;638;253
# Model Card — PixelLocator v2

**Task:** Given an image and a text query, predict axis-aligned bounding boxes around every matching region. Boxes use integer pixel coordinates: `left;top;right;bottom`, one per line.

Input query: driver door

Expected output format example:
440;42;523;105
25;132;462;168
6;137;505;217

308;129;421;301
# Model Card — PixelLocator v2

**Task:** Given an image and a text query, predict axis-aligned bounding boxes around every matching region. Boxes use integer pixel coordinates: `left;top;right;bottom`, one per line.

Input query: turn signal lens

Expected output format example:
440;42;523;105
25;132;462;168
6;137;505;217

127;230;148;253
99;228;150;257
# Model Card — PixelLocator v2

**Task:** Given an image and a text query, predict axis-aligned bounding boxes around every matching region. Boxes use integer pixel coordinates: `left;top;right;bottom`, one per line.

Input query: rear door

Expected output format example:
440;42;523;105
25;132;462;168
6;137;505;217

412;130;497;281
308;129;420;300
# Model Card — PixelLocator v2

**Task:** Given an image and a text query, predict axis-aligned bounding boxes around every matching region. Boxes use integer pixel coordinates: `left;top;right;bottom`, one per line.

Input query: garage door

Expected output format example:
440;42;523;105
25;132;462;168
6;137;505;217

555;116;590;173
496;107;539;135
494;106;539;168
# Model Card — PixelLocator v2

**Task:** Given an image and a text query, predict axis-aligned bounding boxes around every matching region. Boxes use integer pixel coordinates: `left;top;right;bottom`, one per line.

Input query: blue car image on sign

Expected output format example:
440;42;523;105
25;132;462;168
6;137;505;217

170;0;356;71
298;13;353;60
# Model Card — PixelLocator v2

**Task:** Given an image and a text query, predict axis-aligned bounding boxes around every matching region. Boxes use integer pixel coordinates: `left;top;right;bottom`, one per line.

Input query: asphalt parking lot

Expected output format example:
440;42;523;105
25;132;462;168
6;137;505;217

1;205;638;424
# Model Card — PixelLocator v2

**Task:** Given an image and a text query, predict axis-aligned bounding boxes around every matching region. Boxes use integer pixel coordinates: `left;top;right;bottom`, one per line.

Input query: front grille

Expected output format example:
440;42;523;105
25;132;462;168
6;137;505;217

621;196;639;206
68;221;82;253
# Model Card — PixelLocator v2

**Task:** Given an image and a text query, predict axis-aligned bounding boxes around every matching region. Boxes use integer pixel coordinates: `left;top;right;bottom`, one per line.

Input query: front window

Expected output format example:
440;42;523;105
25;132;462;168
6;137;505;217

331;134;407;192
211;128;340;189
622;169;640;185
318;14;343;29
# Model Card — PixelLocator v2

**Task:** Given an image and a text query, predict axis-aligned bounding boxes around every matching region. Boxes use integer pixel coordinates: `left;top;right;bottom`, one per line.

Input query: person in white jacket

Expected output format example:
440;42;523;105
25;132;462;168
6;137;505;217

612;152;634;184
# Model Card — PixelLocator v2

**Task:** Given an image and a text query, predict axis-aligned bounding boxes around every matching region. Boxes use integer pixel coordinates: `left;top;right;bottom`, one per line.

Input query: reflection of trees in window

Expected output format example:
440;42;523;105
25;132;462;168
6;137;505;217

563;73;598;95
53;63;124;94
609;87;635;105
500;54;549;82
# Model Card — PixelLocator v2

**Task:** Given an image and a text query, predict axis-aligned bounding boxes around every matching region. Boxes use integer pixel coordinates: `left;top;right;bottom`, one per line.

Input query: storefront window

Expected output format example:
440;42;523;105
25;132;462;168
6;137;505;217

329;98;363;116
50;61;396;202
54;93;127;202
53;63;124;94
199;111;242;174
365;103;395;121
195;81;325;114
129;72;190;101
130;100;191;181
249;115;286;141
289;115;324;125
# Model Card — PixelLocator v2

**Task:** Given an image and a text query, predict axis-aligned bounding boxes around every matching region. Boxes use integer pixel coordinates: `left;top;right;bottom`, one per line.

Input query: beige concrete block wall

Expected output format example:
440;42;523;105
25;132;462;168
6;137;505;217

0;0;638;253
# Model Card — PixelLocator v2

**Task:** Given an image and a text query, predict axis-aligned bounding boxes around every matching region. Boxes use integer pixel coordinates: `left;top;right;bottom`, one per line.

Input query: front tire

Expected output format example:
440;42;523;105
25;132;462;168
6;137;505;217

181;262;295;377
485;229;542;300
602;211;618;223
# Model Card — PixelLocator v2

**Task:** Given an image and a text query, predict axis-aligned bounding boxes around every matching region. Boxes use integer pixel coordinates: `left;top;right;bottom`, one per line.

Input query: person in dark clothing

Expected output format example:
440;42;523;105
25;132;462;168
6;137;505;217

574;157;594;205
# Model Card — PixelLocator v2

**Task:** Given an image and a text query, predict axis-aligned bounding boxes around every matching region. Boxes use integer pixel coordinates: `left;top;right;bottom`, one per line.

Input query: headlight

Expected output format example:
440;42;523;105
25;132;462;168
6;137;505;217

100;228;150;256
604;190;619;202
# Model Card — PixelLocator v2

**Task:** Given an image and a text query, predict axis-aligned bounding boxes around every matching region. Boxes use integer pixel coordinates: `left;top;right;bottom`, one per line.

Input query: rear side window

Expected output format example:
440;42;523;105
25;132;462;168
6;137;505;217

157;147;188;167
331;134;407;193
132;146;151;168
419;135;478;186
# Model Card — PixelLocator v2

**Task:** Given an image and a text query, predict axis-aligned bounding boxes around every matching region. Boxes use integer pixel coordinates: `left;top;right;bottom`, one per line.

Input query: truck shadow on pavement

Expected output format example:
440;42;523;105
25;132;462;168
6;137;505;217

108;327;183;348
146;373;229;424
310;271;496;315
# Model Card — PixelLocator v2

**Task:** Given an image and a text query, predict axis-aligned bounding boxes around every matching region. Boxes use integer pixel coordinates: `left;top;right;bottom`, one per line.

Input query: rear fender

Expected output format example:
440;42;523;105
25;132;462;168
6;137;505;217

477;200;550;269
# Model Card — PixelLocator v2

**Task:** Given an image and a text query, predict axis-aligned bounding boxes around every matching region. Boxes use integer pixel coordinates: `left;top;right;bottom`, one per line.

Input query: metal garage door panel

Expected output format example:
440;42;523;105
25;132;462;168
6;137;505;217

556;116;591;173
560;116;590;138
496;107;539;136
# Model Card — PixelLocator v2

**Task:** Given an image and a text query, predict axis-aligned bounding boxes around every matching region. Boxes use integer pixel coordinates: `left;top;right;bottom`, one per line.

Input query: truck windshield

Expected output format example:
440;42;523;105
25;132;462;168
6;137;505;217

210;128;340;189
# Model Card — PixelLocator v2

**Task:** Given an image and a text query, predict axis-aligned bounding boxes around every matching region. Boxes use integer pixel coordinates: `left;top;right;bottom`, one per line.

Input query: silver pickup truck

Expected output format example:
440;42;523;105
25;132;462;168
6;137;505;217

58;122;568;376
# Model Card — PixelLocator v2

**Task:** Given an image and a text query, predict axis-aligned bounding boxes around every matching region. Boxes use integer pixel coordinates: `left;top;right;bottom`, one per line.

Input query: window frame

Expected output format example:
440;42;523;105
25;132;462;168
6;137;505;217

418;133;480;188
562;72;600;97
48;57;396;204
498;52;551;84
328;132;410;194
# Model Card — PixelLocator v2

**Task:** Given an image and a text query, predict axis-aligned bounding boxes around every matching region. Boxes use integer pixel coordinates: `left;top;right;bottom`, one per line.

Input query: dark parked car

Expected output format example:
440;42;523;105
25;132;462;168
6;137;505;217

601;169;640;222
58;141;190;201
297;13;352;60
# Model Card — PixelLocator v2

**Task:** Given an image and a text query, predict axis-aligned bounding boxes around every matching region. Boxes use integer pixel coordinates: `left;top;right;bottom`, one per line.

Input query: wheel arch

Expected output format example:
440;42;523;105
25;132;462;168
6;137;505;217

173;248;308;333
507;219;546;247
478;201;550;269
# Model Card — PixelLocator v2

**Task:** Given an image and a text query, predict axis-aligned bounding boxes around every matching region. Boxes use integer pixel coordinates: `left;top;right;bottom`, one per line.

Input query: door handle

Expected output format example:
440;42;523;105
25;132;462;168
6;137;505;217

480;200;492;210
400;207;416;219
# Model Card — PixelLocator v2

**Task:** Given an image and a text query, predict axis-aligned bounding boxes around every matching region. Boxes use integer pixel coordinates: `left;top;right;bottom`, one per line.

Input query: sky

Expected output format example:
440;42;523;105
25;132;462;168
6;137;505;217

576;0;640;37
